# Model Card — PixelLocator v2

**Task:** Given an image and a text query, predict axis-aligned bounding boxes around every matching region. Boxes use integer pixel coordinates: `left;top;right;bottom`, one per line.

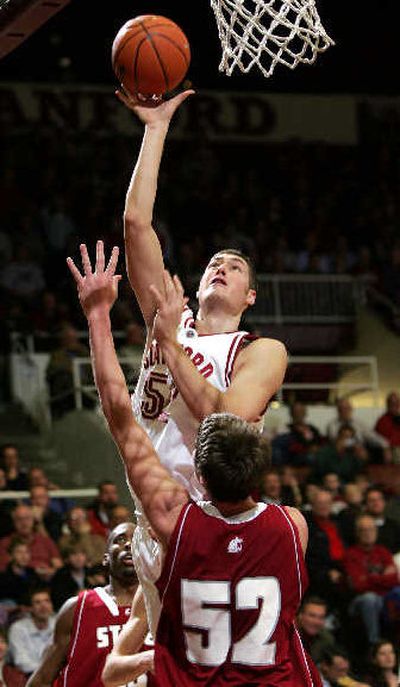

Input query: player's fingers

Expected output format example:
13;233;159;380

96;240;105;273
149;284;164;309
171;89;195;109
172;274;185;298
106;246;120;275
66;257;83;286
115;88;137;107
80;244;92;277
163;270;174;295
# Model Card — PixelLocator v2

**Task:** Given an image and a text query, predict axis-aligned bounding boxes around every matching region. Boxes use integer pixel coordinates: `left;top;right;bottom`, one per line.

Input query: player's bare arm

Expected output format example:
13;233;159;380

150;271;288;422
67;241;188;544
284;507;309;555
26;597;76;687
117;89;194;326
102;586;153;687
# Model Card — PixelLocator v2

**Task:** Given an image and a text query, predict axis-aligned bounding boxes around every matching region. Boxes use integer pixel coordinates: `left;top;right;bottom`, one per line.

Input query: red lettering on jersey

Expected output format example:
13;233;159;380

199;363;213;379
191;352;204;367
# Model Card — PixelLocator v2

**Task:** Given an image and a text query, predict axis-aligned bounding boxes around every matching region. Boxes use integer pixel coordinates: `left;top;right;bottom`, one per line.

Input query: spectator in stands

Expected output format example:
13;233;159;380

87;481;119;538
0;541;40;606
46;323;90;418
286;401;322;465
1;445;28;491
364;487;400;555
0;504;62;579
58;506;105;566
304;489;345;607
318;648;369;687
322;473;347;515
118;321;145;359
0;245;45;302
108;505;132;530
337;483;364;547
375;392;400;460
8;588;55;677
327;399;391;463
343;514;399;645
50;543;90;610
364;640;398;687
313;426;368;484
280;465;303;507
0;629;27;687
27;467;58;491
386;482;400;527
0;469;13;538
296;596;336;664
28;485;63;542
260;469;282;505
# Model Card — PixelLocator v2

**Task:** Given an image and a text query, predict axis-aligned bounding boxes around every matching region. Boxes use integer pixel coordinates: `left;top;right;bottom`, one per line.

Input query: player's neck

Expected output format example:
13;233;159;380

107;579;138;606
213;496;257;517
195;309;241;335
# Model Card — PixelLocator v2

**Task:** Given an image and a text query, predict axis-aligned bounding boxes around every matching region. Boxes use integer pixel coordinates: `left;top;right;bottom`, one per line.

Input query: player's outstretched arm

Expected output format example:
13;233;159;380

67;242;188;544
26;597;76;687
117;89;194;327
150;272;288;422
102;586;153;687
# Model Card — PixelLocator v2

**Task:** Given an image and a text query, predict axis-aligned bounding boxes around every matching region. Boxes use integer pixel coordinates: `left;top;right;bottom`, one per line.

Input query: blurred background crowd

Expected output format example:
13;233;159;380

1;395;400;684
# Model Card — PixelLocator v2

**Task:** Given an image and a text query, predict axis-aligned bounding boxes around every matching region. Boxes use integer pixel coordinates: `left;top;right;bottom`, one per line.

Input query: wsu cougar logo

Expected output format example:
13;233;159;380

227;536;243;553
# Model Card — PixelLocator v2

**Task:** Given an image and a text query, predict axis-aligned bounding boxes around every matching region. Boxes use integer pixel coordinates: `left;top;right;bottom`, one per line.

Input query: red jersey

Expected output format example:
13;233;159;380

54;587;147;687
155;502;321;687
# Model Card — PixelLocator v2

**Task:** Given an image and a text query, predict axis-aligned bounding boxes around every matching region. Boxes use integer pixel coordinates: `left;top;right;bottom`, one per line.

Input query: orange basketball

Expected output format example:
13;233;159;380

111;15;191;97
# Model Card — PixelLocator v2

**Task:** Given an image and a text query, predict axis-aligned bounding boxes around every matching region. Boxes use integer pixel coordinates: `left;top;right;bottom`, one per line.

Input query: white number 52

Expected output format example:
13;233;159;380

181;577;281;667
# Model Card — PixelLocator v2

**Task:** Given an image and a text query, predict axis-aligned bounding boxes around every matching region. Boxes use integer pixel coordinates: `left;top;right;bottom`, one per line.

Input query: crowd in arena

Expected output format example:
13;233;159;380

0;392;400;684
1;130;400;362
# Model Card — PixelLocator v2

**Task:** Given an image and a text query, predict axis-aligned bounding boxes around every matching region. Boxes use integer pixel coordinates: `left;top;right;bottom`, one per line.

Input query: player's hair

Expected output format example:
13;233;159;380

194;413;270;503
211;249;257;290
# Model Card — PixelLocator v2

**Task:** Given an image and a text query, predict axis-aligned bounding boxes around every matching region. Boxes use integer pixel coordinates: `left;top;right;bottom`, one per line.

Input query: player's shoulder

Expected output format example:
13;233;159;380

282;506;308;553
238;335;288;363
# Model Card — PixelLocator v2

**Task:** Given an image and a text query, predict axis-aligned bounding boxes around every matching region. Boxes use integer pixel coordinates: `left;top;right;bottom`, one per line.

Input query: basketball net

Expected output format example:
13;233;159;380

209;0;334;78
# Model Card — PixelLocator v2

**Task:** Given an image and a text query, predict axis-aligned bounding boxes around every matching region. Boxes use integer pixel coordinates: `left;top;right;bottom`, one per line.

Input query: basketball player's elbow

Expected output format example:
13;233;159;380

124;210;151;237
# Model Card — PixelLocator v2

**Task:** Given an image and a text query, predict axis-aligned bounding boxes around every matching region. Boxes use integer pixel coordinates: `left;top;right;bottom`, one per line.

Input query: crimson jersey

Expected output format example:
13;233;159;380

54;587;147;687
155;502;321;687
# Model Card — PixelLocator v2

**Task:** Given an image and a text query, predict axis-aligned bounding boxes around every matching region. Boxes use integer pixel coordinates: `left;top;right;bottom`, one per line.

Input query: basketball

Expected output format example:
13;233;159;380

111;15;191;97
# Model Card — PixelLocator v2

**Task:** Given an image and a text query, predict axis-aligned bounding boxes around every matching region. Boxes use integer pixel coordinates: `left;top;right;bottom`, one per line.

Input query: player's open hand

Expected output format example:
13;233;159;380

149;270;188;345
67;241;121;320
115;87;194;126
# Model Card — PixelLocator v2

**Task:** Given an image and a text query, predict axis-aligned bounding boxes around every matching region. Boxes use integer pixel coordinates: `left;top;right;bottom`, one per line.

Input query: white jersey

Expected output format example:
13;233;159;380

132;307;257;500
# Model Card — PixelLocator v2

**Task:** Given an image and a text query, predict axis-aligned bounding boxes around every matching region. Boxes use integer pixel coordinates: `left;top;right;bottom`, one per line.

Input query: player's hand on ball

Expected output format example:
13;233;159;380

149;270;188;345
115;87;194;125
67;241;121;320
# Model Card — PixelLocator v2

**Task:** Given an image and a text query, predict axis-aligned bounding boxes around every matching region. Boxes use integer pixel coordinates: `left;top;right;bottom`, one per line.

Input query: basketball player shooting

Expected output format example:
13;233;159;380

26;522;151;687
68;243;320;687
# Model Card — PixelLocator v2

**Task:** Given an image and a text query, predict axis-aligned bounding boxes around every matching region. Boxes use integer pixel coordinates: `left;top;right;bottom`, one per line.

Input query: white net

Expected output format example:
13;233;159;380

210;0;334;78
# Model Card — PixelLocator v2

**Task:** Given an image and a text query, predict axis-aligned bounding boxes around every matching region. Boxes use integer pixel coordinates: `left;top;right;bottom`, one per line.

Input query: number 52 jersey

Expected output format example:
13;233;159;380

154;502;322;687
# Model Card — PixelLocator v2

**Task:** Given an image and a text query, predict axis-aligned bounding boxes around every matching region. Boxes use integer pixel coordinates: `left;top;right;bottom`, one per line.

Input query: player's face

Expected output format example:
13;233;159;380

106;522;137;582
197;253;256;314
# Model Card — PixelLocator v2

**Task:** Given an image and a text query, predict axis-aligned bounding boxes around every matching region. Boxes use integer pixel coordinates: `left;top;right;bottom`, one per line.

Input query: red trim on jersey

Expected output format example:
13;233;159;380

224;332;257;386
224;334;241;386
63;590;87;687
